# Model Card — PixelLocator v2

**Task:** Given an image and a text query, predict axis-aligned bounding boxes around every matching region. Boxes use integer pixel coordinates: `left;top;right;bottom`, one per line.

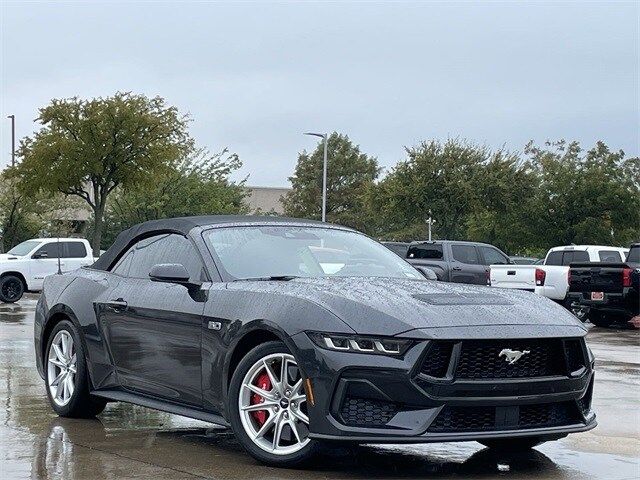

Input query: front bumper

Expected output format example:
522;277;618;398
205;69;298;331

567;291;639;317
291;332;596;443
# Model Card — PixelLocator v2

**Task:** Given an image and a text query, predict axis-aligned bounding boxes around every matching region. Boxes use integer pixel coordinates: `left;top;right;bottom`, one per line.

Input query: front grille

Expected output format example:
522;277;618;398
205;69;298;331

339;396;399;427
420;342;454;377
428;406;495;432
428;402;581;433
455;339;568;379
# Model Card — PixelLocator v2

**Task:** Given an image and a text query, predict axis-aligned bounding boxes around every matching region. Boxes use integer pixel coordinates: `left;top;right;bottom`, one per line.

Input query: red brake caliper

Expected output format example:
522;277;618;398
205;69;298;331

250;371;272;426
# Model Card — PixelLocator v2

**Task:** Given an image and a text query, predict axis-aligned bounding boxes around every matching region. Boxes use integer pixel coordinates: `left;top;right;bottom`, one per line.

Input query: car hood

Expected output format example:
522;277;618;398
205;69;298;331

227;276;586;337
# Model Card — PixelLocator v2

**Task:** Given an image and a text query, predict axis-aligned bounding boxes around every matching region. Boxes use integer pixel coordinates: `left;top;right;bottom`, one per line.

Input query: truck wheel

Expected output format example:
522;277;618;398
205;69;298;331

0;275;25;303
588;311;614;328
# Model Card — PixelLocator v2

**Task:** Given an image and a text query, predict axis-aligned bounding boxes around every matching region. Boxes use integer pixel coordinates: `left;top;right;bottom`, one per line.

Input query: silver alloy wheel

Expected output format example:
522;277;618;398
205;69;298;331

47;330;77;407
238;352;310;455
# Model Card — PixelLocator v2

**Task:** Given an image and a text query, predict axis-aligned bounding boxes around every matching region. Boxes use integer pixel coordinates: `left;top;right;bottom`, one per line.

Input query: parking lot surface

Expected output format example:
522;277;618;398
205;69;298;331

1;295;638;479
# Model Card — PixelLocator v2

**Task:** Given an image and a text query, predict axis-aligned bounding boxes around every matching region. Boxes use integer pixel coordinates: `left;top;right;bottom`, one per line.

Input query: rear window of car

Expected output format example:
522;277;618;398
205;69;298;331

598;250;622;263
564;251;589;265
545;251;563;265
407;244;443;260
628;247;640;263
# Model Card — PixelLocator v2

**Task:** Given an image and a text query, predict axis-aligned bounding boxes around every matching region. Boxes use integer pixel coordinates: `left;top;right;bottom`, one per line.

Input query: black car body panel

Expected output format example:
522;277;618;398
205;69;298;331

35;216;596;445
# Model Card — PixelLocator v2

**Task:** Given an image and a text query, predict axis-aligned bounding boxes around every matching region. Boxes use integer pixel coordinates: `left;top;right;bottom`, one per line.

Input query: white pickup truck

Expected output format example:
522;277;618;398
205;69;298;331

0;238;94;303
490;245;629;307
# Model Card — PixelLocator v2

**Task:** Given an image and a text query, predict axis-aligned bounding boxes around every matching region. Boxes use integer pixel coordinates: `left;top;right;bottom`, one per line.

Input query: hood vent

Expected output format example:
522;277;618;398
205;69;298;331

412;293;513;306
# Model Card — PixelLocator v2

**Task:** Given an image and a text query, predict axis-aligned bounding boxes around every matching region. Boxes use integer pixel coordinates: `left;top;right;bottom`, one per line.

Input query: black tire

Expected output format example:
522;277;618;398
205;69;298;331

44;320;107;418
0;274;25;303
228;340;319;466
588;311;615;328
479;437;546;451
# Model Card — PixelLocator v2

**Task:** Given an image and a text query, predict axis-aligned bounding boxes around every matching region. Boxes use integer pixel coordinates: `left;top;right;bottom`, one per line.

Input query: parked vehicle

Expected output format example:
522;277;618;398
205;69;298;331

35;216;595;466
566;244;640;327
510;256;540;265
406;240;510;285
381;241;410;258
490;245;629;308
0;238;94;303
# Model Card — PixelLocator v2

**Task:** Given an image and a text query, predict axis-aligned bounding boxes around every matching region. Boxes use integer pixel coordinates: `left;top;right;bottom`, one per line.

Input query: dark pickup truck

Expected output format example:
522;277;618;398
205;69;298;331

567;243;640;327
399;240;511;285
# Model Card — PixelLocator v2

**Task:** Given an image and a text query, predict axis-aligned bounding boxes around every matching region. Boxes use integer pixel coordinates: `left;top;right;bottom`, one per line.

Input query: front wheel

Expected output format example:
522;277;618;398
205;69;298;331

479;437;546;451
45;320;106;417
228;341;318;466
0;274;25;303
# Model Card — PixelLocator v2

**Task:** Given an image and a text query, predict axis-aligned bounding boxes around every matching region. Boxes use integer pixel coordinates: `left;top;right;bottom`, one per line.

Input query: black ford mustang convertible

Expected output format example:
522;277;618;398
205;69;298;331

35;216;596;466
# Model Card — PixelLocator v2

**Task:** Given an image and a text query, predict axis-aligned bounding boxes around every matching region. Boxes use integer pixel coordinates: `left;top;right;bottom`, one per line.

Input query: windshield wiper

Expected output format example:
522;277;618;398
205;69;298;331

233;275;300;282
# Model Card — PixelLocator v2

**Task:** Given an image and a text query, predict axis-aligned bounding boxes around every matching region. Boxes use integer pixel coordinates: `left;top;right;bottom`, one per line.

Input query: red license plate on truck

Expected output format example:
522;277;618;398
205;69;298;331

591;292;604;301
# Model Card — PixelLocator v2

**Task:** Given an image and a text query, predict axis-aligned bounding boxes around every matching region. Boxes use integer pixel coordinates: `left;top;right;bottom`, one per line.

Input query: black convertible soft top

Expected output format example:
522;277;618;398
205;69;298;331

91;215;327;271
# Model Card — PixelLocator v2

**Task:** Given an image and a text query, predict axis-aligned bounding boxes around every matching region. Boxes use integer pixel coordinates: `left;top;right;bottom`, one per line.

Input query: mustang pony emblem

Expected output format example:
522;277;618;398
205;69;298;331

499;348;530;364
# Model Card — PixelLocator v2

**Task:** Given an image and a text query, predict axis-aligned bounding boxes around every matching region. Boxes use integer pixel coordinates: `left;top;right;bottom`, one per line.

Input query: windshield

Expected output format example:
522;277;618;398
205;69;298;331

204;226;423;281
7;240;41;256
627;247;639;263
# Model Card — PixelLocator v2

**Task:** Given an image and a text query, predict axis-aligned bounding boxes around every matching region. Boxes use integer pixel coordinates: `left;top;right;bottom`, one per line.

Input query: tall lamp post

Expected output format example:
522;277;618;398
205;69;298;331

303;132;328;222
7;115;15;167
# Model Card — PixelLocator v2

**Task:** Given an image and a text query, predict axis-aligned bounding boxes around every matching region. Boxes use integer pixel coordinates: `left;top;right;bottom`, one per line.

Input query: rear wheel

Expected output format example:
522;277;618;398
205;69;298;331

228;341;318;466
479;437;546;451
0;275;24;303
588;311;616;328
45;320;106;417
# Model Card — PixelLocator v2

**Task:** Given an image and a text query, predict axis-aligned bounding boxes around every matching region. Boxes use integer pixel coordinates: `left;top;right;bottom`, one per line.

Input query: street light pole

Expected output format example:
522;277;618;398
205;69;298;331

7;115;15;167
426;210;436;241
303;132;328;222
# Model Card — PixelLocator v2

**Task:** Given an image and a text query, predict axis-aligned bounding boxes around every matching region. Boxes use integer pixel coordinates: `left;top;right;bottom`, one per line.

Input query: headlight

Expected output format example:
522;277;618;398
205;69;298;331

307;332;412;356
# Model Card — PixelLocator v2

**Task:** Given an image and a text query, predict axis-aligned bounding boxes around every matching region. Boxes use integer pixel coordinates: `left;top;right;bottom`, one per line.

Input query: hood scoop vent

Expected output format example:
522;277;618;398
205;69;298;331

412;293;514;306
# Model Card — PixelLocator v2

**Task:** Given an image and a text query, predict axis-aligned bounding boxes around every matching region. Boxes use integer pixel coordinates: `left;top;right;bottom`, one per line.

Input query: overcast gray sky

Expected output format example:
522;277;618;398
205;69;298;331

1;1;638;186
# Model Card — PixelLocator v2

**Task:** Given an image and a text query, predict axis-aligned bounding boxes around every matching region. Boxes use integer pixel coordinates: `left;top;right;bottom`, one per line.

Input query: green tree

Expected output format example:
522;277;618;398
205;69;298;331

101;148;248;247
371;139;488;241
464;151;538;254
0;171;84;251
282;133;380;232
526;140;640;249
12;92;192;255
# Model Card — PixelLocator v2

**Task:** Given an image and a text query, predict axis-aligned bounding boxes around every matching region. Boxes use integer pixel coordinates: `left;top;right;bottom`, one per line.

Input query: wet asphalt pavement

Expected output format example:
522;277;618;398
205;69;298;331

1;296;638;479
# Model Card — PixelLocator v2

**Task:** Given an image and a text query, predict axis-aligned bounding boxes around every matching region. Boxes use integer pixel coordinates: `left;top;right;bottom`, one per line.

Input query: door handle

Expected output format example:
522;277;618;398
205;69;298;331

452;267;462;271
107;298;128;311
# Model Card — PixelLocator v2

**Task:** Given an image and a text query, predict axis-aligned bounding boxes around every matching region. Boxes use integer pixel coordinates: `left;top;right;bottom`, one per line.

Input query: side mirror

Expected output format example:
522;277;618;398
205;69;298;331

415;266;438;281
32;251;48;259
149;264;201;290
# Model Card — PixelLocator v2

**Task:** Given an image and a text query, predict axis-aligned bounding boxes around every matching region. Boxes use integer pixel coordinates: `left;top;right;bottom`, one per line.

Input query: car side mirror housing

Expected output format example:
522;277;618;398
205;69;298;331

149;263;201;290
415;266;438;281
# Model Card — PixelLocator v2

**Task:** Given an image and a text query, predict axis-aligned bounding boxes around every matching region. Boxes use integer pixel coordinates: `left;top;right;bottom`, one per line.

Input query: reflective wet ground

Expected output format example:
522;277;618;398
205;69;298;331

1;296;638;479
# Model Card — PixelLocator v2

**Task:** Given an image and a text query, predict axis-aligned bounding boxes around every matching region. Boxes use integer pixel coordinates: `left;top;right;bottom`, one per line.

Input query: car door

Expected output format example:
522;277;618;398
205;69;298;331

99;234;208;406
30;242;65;290
449;244;486;285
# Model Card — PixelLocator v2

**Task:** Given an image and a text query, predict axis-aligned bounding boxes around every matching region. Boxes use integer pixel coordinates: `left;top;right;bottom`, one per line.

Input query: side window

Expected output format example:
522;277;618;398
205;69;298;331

480;246;509;265
451;245;481;265
112;248;135;276
63;241;87;258
34;243;62;259
598;250;622;263
128;234;205;281
545;251;563;266
407;244;443;259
